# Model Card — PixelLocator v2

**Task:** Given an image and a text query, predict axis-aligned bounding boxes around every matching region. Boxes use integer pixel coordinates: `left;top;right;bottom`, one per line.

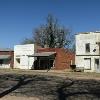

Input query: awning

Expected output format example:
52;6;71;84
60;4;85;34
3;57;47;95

0;55;11;59
29;52;56;57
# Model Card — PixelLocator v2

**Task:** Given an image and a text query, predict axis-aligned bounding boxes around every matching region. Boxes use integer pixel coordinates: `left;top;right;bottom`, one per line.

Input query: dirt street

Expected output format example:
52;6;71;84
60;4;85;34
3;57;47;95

0;69;100;100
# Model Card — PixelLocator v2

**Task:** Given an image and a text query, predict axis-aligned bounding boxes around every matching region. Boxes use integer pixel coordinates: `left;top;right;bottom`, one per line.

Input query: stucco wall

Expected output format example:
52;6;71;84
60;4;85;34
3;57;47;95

76;32;100;55
14;44;35;69
75;32;100;72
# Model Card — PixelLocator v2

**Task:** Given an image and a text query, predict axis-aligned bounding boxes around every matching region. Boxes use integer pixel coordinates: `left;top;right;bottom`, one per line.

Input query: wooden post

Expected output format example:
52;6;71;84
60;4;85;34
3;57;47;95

48;58;50;70
39;58;40;70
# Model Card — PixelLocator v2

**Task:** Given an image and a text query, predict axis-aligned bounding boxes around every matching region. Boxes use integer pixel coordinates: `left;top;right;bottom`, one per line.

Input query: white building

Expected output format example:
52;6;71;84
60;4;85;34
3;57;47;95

75;31;100;72
14;44;38;69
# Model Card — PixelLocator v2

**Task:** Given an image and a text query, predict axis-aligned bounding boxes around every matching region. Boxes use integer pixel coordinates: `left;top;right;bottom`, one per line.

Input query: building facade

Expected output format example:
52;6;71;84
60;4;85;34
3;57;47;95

14;44;75;70
0;48;14;68
31;48;75;70
75;32;100;72
14;44;38;69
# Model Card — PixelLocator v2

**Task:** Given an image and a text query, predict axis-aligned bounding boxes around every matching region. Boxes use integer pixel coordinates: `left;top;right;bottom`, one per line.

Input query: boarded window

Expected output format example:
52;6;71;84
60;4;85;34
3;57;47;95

85;43;90;52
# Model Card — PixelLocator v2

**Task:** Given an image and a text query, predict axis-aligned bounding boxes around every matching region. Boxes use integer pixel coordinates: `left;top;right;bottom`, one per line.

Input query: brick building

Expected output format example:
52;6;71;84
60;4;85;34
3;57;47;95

0;48;14;68
31;48;75;70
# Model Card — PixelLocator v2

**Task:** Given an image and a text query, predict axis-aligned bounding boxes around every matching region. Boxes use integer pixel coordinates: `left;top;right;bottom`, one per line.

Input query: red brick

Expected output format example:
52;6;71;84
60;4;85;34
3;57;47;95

0;51;14;68
37;48;75;70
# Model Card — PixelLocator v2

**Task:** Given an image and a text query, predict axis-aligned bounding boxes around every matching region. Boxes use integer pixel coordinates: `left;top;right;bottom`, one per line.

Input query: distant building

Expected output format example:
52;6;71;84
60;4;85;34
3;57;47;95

14;44;39;69
31;48;75;70
0;48;14;68
75;31;100;72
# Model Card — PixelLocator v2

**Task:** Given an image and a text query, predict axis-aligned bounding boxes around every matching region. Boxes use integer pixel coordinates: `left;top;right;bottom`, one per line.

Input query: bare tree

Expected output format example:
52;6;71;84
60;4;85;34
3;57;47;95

21;38;34;44
22;14;72;48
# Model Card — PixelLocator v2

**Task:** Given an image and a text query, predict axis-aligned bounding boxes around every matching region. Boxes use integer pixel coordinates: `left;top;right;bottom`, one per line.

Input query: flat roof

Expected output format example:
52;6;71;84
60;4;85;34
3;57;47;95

29;52;56;57
76;31;100;35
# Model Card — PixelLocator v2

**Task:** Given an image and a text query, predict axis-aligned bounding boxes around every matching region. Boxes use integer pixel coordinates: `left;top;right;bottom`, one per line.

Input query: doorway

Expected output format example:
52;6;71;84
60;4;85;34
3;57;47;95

84;58;91;70
95;58;100;72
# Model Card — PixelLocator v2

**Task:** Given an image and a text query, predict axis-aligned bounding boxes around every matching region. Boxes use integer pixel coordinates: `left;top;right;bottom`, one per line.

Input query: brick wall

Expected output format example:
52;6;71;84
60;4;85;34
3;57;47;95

0;51;14;68
37;48;75;70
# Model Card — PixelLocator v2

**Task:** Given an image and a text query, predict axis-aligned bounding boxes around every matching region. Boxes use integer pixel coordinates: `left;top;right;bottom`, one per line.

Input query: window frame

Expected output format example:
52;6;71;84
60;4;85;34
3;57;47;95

85;43;90;53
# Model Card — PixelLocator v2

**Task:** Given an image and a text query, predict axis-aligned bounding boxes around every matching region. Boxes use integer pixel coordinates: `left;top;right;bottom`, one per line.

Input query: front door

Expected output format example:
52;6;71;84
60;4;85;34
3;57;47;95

95;59;100;72
84;58;91;70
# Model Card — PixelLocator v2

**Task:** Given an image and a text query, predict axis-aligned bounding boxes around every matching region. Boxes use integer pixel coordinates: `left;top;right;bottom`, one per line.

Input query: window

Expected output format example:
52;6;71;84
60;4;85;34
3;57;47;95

0;60;3;65
95;59;99;69
85;43;90;52
16;58;20;64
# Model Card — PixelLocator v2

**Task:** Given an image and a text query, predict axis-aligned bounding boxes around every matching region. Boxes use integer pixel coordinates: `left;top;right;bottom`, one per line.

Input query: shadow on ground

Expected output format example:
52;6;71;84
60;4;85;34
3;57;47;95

57;79;100;100
0;74;100;100
0;75;36;98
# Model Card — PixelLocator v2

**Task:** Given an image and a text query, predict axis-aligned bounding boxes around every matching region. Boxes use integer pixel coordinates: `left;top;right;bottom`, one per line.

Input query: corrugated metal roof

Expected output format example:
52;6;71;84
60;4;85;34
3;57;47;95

29;52;56;57
0;55;11;59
